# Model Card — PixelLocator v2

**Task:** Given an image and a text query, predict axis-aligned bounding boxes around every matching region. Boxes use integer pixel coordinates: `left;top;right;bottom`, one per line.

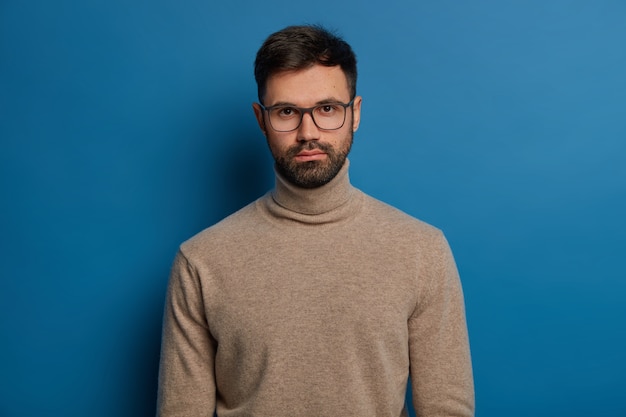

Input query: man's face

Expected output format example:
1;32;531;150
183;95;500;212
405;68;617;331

253;65;362;188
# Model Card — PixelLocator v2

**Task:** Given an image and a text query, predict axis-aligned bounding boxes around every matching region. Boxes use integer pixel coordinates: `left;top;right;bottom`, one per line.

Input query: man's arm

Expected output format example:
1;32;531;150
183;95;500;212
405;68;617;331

408;232;474;417
157;250;217;416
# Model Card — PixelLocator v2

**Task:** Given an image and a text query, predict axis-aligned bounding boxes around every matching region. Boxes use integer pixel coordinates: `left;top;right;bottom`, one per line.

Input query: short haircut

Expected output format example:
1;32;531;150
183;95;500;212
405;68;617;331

254;25;358;103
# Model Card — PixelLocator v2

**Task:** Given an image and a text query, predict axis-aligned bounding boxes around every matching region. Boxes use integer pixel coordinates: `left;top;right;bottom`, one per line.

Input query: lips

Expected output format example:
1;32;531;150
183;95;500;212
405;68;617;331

297;150;325;157
294;149;327;162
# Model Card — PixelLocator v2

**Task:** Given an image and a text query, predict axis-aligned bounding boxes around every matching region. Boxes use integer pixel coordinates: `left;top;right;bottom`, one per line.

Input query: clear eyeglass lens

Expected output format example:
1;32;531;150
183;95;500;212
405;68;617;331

269;104;346;132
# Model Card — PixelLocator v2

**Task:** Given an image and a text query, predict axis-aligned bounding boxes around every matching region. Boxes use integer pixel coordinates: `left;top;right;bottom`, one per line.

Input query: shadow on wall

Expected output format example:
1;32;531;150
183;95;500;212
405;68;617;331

205;115;274;221
124;284;164;417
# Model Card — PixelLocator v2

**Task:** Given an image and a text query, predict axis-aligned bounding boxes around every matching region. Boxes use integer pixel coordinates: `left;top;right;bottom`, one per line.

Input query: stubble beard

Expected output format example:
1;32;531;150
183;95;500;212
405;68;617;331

271;130;353;189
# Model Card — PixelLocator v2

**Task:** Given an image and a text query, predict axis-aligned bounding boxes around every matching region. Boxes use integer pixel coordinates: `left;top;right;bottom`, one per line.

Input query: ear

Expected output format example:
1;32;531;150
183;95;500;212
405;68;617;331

351;96;362;132
252;103;267;136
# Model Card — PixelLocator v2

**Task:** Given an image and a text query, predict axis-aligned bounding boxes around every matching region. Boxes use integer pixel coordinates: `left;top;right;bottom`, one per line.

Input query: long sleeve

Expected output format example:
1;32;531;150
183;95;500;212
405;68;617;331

408;233;474;417
157;250;217;416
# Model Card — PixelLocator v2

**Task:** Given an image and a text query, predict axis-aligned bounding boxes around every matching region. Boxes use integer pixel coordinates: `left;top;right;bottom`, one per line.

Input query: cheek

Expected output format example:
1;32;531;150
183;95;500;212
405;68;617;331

266;133;292;155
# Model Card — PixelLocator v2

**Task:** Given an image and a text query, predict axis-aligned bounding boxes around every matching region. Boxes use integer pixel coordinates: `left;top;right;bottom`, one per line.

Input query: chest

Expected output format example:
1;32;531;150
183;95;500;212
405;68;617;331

202;232;419;352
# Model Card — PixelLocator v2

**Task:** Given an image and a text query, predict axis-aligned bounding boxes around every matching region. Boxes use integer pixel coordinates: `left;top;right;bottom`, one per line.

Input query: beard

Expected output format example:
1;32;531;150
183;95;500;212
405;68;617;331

271;131;353;189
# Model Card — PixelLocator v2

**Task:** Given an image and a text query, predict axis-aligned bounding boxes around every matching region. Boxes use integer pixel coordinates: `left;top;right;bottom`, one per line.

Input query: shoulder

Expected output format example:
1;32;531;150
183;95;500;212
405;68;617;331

179;194;267;260
358;191;444;241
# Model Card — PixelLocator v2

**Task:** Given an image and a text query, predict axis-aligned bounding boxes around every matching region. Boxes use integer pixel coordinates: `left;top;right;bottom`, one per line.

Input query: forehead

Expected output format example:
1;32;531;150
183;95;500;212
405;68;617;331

264;65;350;105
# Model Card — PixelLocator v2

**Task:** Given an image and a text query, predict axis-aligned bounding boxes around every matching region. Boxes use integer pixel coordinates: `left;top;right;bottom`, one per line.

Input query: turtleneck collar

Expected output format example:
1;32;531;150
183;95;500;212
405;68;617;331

260;159;362;225
272;159;354;215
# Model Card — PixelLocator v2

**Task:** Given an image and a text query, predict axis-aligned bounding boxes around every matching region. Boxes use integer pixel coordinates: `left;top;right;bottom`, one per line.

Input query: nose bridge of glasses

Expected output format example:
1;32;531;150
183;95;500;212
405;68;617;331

301;107;317;125
297;107;320;131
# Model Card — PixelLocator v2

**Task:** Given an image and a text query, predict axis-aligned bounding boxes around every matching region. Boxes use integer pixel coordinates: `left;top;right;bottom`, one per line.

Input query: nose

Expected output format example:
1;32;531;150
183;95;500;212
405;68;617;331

297;112;320;142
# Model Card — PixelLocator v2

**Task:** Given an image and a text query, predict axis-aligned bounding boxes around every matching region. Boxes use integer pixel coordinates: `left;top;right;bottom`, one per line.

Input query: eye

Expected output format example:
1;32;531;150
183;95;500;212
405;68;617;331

316;104;339;117
275;107;299;118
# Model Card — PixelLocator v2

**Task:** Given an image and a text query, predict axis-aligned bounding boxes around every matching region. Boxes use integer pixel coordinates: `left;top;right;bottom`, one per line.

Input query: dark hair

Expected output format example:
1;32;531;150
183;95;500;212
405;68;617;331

254;25;357;103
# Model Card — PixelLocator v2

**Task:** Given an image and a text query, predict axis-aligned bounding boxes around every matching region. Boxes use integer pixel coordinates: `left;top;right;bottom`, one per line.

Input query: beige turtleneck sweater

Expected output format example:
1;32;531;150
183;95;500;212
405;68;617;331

157;161;474;417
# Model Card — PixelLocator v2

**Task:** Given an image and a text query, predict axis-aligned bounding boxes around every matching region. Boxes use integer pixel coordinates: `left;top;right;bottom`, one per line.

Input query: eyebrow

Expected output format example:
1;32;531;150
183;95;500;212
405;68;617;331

268;97;347;107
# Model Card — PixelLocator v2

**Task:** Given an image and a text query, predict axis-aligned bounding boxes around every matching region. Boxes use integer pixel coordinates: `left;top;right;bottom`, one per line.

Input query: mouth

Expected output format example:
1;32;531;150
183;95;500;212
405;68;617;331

294;149;327;162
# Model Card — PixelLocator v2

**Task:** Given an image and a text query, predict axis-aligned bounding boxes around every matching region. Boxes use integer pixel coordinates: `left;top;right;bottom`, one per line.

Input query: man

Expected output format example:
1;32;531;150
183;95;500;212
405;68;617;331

157;25;474;417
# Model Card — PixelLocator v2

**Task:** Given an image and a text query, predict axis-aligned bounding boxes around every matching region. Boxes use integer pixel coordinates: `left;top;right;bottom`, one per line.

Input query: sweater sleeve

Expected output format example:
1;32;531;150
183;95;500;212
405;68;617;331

157;250;217;416
408;232;475;417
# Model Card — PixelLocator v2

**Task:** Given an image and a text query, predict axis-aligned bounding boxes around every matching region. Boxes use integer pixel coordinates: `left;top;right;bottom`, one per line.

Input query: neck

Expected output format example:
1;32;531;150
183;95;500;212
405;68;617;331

271;159;354;216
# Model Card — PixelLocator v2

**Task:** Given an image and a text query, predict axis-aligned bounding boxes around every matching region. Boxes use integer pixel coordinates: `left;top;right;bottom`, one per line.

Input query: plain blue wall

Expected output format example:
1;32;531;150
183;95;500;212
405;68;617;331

1;1;625;416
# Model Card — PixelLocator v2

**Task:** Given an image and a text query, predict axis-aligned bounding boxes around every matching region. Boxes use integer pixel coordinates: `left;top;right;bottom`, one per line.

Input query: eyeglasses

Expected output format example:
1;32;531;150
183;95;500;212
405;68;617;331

259;100;354;132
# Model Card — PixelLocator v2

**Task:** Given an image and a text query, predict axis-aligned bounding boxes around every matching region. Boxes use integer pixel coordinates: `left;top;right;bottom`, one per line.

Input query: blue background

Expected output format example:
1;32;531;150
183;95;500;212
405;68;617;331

1;1;625;416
